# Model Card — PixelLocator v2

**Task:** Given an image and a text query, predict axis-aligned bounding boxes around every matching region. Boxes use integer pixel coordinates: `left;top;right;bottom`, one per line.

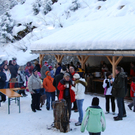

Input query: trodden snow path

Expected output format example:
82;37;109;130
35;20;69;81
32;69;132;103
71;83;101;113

0;93;134;135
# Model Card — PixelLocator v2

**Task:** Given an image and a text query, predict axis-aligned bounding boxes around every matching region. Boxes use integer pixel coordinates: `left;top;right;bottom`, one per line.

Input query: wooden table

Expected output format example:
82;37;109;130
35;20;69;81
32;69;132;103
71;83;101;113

0;89;22;114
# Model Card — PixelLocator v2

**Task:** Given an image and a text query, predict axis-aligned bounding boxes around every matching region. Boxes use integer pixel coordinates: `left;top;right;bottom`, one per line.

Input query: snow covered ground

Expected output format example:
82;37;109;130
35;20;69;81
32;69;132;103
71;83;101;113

0;93;134;135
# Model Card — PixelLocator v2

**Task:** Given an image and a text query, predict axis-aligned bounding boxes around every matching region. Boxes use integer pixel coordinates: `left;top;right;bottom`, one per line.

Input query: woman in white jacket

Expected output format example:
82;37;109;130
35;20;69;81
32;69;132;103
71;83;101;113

3;64;11;88
71;73;87;126
103;72;115;115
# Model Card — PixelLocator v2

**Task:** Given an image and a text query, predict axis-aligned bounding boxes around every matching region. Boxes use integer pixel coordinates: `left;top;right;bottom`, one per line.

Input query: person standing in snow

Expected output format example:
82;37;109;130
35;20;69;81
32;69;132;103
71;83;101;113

112;66;126;121
69;66;78;112
41;62;49;80
28;68;42;112
17;68;27;97
25;62;34;75
49;66;54;78
53;65;67;98
71;73;87;126
8;60;18;88
103;72;115;115
43;71;56;110
0;67;7;102
3;64;11;88
81;97;106;135
55;63;62;76
128;77;135;112
34;61;41;72
57;73;75;119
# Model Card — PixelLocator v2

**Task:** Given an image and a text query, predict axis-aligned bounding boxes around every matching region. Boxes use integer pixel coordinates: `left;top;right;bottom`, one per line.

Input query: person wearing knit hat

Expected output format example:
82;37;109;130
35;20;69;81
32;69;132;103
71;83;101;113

41;61;49;80
53;65;67;98
71;73;87;126
81;97;106;134
57;72;75;119
28;67;42;112
43;71;56;110
103;71;115;115
49;66;54;78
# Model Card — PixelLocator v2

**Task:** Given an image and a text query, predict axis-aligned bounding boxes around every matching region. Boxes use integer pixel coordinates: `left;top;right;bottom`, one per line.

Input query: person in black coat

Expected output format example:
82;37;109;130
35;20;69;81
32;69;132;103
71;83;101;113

0;67;7;102
8;60;18;88
34;61;41;72
53;65;67;98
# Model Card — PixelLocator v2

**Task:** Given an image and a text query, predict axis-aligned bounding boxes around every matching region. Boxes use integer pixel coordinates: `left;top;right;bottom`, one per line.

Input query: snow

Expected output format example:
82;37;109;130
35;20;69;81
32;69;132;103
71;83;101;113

0;93;134;135
12;26;26;36
1;0;135;65
30;15;135;51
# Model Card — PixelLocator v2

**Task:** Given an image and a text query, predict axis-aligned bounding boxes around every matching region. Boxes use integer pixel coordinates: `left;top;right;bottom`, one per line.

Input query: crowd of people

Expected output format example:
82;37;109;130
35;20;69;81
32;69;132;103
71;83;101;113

1;58;135;135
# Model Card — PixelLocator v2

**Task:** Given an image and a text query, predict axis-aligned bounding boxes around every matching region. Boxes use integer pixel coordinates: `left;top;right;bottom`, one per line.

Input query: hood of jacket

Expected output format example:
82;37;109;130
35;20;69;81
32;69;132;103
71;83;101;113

87;107;102;115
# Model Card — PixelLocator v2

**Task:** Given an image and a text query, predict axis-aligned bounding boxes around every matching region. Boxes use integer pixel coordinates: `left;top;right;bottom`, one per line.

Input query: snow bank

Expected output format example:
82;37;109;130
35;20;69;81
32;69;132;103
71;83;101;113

12;26;26;36
31;15;135;51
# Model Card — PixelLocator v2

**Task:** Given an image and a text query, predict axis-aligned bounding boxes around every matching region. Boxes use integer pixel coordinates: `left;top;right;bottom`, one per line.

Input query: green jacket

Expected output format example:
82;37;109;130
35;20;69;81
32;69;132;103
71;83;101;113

112;72;126;98
81;106;106;133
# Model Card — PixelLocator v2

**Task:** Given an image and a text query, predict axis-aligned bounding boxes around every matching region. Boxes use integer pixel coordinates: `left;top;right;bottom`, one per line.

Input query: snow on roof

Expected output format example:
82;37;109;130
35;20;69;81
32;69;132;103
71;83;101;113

31;15;135;51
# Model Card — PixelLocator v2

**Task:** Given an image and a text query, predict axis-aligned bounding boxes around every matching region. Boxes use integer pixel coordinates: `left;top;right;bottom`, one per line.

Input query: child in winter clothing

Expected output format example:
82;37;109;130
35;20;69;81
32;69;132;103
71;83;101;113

128;77;135;112
103;72;115;114
81;97;106;135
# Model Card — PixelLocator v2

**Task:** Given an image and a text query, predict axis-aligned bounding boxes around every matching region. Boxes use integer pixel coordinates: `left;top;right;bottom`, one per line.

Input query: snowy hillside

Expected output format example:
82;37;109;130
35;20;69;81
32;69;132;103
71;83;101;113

0;0;135;65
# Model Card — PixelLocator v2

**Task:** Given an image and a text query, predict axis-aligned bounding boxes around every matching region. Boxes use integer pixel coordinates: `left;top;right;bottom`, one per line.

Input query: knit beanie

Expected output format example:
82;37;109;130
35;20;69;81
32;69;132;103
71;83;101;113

91;97;99;106
73;73;80;79
45;71;50;76
44;62;48;66
64;73;70;78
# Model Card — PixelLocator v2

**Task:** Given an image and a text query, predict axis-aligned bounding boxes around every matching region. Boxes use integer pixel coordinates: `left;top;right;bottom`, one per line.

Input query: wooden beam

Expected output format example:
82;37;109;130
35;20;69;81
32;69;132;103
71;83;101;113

77;55;89;70
106;56;113;65
39;54;45;67
115;56;123;66
112;56;116;78
55;55;64;63
83;56;89;63
77;56;82;62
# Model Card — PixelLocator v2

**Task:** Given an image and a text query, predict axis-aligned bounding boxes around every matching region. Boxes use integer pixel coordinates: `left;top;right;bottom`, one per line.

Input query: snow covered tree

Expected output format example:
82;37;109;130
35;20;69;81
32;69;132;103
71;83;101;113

32;0;41;15
69;0;80;12
42;0;52;15
0;12;15;43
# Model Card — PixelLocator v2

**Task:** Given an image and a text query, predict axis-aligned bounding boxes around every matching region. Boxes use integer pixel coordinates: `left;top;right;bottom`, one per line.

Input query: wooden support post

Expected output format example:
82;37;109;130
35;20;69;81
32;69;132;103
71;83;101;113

77;55;89;70
55;55;64;63
106;56;123;78
39;54;45;67
112;56;116;78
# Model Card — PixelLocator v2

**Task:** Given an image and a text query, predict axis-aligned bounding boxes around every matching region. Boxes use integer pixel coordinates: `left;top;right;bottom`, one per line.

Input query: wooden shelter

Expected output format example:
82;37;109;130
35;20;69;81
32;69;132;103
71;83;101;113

30;16;135;78
31;50;135;78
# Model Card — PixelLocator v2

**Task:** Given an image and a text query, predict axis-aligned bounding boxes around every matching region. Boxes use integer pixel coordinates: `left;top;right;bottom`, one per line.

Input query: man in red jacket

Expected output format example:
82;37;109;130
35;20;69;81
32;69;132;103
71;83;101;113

57;73;75;119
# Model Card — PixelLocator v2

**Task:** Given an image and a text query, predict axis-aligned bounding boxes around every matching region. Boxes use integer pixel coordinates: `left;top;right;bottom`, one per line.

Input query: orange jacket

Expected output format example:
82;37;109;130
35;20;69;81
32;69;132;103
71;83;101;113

43;76;56;92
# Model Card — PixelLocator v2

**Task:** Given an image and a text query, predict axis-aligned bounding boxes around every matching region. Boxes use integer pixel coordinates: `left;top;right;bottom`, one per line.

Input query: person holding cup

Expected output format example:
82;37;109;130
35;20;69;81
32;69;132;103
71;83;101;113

57;73;75;119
